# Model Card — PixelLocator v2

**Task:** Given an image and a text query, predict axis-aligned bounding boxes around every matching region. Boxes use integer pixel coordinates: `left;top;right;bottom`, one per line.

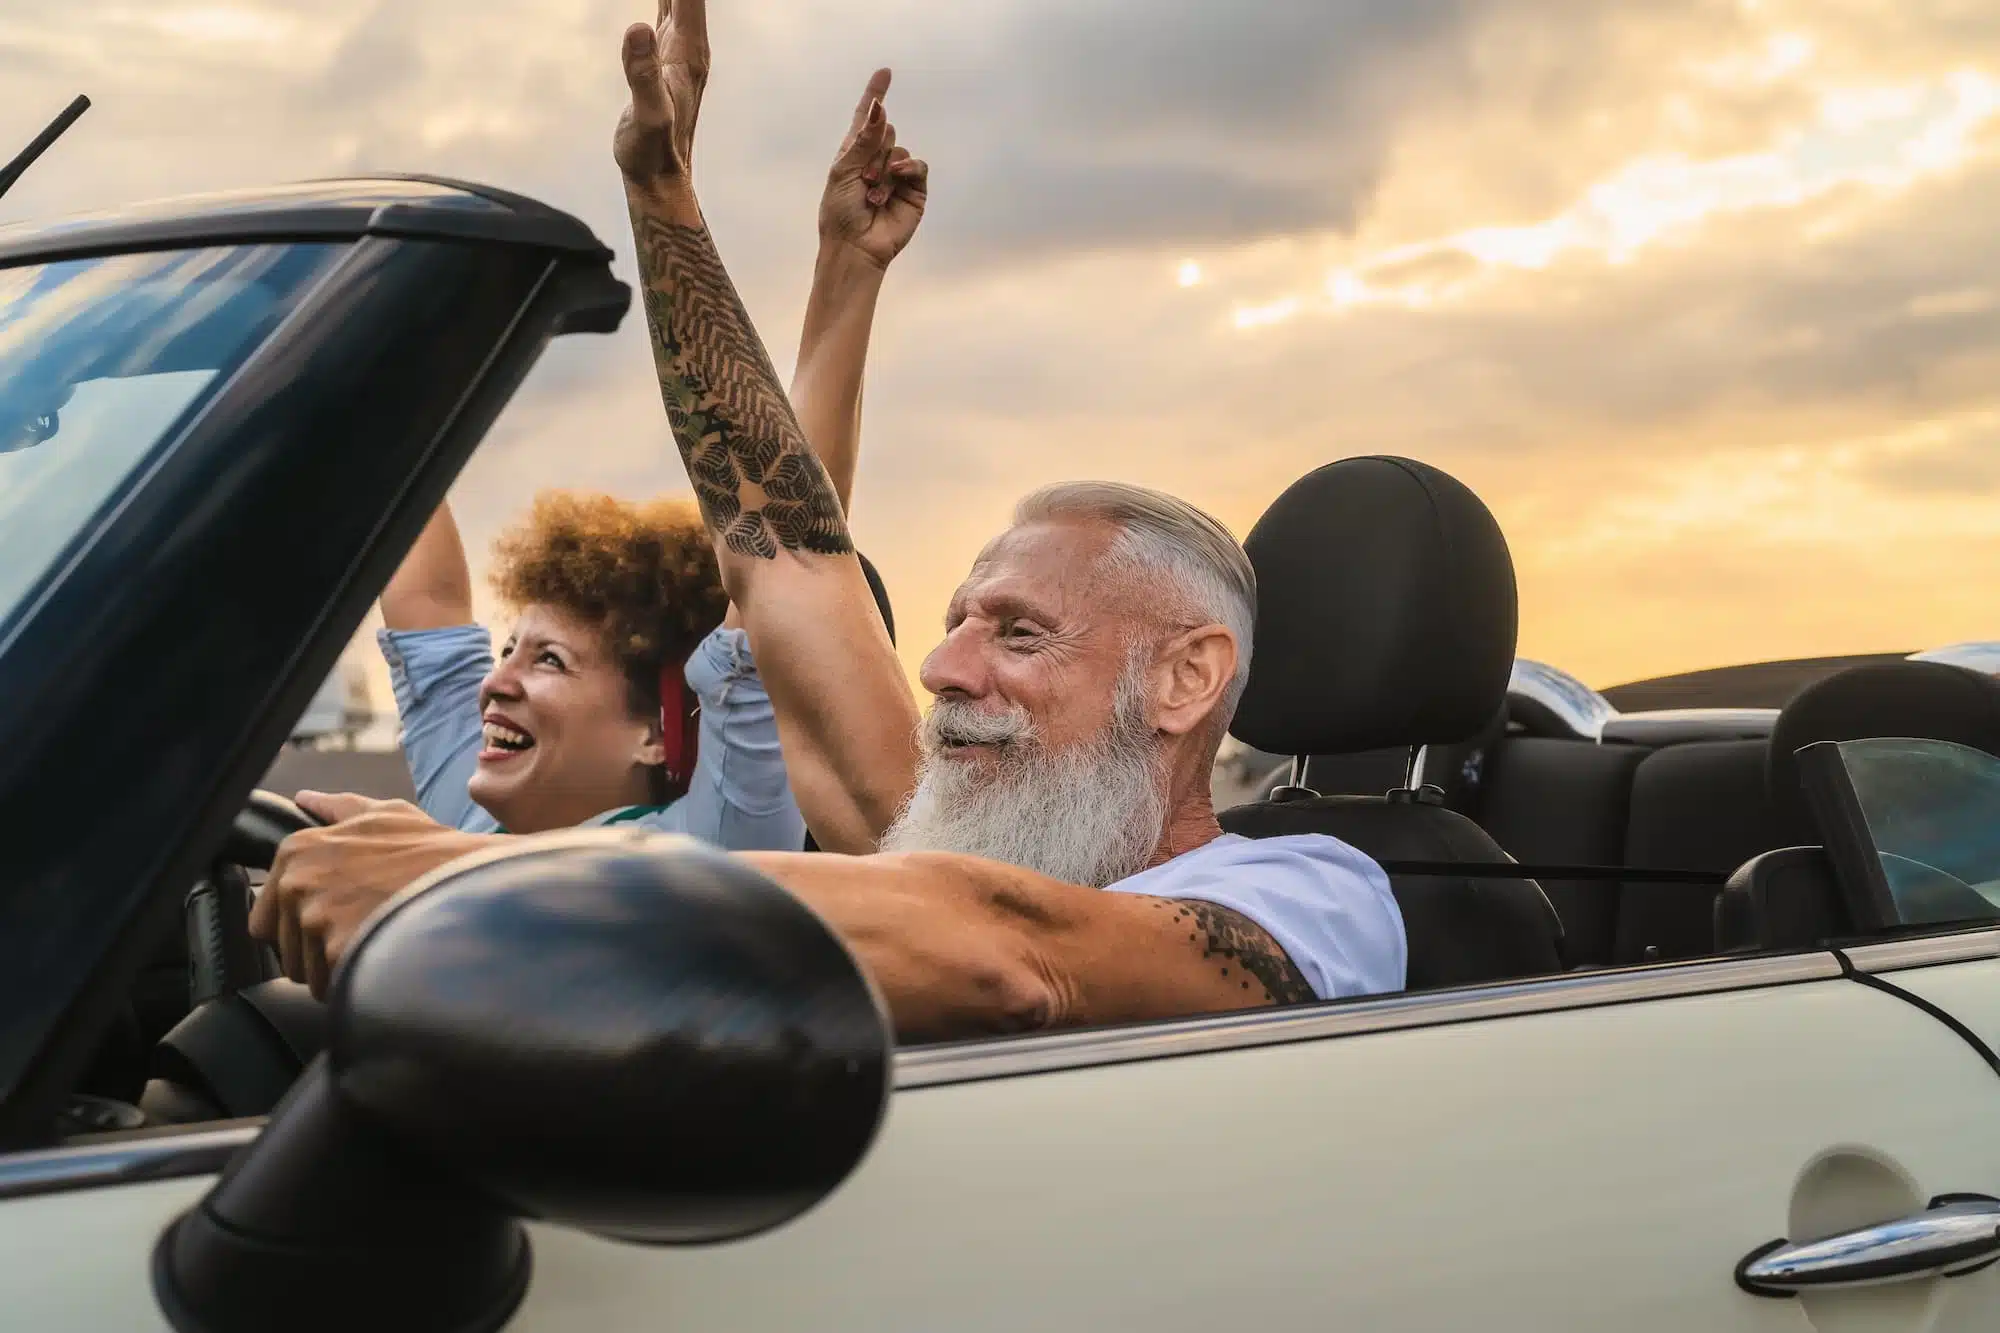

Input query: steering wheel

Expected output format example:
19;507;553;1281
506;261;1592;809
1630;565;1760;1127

183;789;315;1002
139;792;331;1125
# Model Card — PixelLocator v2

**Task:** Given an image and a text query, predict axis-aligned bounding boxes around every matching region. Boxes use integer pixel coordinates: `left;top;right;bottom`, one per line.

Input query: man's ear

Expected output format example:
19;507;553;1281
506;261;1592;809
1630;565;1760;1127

1150;625;1237;737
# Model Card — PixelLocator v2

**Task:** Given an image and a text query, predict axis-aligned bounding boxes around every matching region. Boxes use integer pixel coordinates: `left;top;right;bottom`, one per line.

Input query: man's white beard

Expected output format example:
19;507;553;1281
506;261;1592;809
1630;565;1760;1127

880;657;1168;887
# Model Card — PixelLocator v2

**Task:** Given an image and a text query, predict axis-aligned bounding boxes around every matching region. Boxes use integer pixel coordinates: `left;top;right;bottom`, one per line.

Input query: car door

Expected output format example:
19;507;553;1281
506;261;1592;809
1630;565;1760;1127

0;180;630;1329
7;947;1994;1331
497;951;2000;1332
1855;927;2000;1072
1814;736;2000;1073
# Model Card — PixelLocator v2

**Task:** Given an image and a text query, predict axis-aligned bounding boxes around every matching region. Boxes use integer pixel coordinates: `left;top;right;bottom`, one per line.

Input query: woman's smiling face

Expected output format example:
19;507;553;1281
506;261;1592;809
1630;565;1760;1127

466;602;662;833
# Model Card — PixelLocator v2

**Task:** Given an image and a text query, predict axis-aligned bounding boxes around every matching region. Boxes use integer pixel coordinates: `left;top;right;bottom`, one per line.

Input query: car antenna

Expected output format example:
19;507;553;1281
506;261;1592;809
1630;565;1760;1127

0;94;90;204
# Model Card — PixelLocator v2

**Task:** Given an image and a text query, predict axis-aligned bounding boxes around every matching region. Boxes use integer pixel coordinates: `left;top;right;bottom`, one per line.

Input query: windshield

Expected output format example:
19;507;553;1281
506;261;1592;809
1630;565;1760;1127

1833;737;2000;926
0;244;339;632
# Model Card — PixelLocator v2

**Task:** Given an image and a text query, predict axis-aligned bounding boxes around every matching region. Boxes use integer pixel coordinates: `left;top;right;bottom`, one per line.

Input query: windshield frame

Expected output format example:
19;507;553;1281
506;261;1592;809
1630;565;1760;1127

1799;737;1904;931
0;243;348;653
0;227;626;1148
1797;736;2000;933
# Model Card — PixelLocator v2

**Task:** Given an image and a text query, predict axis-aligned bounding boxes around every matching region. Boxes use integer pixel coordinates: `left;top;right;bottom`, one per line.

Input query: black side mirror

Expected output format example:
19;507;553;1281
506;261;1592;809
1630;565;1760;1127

152;830;891;1333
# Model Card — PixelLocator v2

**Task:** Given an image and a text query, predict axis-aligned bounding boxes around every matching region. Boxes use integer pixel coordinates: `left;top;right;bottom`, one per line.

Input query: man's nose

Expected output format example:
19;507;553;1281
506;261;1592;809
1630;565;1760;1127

919;624;991;700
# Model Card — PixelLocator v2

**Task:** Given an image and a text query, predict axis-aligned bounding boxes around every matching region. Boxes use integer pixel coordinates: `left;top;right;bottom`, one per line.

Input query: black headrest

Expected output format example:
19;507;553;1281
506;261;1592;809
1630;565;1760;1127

1767;660;2000;841
1231;456;1518;757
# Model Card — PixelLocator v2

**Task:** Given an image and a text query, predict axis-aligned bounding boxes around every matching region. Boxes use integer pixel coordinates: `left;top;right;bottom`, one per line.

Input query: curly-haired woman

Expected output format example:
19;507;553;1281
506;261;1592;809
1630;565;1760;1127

373;69;924;844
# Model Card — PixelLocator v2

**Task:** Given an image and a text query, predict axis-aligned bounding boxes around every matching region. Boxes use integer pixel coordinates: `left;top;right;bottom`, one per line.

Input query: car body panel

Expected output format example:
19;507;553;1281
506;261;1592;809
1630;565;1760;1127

1887;957;2000;1064
14;962;1996;1330
0;1177;204;1331
491;967;2000;1331
1849;930;2000;1065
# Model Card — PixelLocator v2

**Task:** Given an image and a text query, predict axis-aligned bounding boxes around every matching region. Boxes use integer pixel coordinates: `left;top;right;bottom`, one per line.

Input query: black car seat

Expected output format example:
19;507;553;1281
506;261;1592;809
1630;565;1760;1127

1765;660;2000;846
1717;660;2000;951
1610;739;1775;964
1218;456;1565;988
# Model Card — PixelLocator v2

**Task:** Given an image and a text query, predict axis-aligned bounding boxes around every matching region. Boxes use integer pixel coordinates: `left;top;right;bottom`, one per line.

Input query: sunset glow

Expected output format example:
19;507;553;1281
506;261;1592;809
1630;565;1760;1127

6;0;1995;704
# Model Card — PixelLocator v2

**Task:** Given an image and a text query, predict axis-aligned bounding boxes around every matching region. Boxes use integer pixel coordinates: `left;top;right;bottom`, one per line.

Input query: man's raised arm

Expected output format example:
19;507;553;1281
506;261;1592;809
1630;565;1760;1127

613;1;918;851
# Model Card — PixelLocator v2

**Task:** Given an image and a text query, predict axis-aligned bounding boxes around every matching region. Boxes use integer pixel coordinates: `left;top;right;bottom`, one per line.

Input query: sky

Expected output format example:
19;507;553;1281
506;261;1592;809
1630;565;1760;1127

6;0;1998;719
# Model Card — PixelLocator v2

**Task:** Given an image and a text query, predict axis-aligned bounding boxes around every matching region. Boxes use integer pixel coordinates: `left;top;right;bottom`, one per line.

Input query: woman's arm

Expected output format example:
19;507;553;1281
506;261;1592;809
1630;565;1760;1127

792;66;927;514
375;501;491;831
719;69;925;637
789;247;883;517
381;503;475;630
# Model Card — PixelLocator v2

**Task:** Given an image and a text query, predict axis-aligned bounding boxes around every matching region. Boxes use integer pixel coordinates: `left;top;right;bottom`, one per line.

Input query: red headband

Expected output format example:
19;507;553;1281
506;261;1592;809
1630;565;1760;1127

658;659;700;794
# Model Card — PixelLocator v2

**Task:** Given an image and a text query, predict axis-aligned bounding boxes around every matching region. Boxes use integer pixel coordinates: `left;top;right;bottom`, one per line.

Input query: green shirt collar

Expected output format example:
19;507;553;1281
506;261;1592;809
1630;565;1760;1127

494;804;666;836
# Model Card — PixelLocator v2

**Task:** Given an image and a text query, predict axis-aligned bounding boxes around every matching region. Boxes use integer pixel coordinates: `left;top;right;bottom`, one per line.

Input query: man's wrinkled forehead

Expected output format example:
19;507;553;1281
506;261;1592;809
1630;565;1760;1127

948;518;1123;624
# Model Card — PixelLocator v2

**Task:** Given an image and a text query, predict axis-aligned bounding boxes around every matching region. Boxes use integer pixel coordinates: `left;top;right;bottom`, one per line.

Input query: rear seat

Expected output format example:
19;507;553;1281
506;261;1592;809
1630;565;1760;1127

1479;738;1650;967
1613;739;1774;963
1506;664;2000;965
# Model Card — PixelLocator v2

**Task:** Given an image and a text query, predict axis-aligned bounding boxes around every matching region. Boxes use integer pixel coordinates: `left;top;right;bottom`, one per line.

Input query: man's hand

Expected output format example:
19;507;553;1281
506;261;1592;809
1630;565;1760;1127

620;0;923;851
247;791;485;999
820;69;930;270
614;0;709;193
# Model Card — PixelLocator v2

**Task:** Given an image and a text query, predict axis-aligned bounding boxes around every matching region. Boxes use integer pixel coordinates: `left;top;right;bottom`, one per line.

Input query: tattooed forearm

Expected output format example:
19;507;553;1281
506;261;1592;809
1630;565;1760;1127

1159;899;1315;1005
631;212;853;560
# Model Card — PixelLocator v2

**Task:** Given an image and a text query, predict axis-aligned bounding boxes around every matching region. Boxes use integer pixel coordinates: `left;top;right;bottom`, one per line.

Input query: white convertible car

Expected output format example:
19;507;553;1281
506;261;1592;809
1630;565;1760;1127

5;176;2000;1333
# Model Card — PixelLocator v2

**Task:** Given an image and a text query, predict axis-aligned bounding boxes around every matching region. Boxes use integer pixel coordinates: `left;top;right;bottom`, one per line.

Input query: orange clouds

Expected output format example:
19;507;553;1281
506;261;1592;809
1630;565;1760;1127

8;0;1998;723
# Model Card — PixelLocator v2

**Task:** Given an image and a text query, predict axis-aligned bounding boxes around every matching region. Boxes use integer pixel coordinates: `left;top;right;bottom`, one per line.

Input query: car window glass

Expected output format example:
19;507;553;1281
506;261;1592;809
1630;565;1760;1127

0;243;339;632
1835;737;2000;926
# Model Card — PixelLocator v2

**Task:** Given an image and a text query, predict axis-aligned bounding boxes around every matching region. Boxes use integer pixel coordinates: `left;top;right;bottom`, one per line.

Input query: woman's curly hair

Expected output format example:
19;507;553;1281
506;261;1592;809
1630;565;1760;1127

488;491;727;721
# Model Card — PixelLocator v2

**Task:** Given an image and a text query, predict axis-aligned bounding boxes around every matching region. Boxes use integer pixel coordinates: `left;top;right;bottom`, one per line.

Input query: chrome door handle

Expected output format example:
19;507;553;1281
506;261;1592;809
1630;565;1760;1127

1737;1194;2000;1297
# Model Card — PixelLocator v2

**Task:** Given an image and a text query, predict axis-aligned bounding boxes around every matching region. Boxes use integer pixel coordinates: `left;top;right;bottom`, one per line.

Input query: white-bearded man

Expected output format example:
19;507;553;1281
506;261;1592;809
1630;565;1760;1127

254;0;1406;1041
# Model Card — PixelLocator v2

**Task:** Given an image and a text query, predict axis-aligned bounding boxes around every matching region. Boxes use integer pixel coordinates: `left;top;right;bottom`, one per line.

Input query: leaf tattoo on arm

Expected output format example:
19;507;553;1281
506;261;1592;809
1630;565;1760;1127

632;214;853;560
1156;898;1315;1006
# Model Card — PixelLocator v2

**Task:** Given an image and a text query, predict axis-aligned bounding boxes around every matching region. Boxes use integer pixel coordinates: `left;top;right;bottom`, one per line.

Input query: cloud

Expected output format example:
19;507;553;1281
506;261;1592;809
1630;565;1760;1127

5;0;2000;703
1863;422;2000;495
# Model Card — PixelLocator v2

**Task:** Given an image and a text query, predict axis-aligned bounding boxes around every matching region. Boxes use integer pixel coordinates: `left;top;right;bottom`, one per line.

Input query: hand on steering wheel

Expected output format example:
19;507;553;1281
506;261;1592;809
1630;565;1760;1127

249;792;485;999
185;791;324;1007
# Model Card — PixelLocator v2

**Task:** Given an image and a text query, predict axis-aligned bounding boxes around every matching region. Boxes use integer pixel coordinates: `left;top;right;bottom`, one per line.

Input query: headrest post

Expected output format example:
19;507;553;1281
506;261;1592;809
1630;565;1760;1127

1266;755;1319;804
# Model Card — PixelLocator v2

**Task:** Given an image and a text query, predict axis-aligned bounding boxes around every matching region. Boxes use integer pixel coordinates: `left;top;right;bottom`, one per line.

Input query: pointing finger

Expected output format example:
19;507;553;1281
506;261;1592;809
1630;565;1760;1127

850;67;892;128
835;99;887;173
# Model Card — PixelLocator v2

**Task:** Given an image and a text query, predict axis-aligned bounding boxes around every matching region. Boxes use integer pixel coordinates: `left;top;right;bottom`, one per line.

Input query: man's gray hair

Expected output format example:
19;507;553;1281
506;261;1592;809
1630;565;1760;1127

1014;481;1257;718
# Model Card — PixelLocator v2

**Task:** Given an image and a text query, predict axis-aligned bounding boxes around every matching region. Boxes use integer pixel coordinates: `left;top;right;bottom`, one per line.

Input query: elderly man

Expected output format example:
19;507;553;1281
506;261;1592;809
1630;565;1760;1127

257;0;1405;1039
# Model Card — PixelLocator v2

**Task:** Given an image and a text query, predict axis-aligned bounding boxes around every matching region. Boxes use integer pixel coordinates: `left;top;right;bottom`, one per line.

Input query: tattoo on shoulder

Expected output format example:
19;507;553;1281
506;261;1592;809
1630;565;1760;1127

632;215;853;561
1157;899;1315;1006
